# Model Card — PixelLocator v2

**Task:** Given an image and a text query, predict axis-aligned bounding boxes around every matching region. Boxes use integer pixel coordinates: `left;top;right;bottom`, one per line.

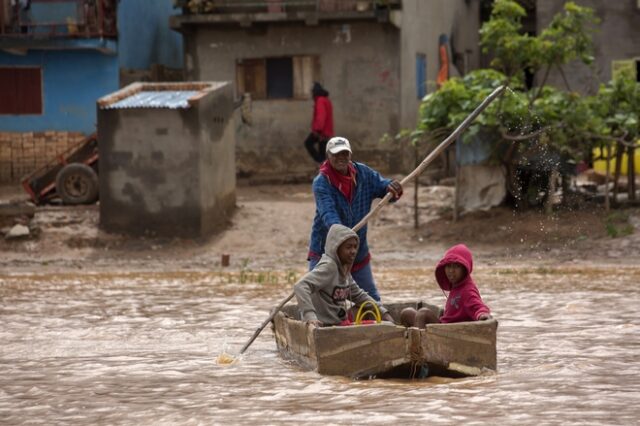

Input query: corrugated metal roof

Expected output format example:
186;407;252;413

105;91;199;109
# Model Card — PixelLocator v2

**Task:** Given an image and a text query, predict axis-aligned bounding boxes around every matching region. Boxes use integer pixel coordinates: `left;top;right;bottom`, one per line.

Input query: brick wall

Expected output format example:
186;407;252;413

0;131;86;183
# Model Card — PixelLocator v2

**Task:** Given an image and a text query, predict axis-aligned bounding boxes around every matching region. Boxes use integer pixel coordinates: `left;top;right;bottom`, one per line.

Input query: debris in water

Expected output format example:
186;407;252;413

216;351;238;365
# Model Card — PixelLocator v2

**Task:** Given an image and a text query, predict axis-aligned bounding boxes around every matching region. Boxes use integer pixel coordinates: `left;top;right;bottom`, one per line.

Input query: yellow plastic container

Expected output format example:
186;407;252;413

593;142;640;176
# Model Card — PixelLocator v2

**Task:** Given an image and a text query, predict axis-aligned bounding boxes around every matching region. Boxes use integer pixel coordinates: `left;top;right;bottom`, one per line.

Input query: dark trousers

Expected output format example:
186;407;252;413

304;133;328;163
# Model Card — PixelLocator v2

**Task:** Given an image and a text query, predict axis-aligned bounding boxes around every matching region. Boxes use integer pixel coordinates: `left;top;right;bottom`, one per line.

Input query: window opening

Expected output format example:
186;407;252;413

0;67;43;115
236;55;319;100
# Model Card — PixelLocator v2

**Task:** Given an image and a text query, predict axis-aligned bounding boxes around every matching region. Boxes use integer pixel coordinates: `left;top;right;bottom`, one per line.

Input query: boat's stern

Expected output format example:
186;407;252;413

409;319;498;377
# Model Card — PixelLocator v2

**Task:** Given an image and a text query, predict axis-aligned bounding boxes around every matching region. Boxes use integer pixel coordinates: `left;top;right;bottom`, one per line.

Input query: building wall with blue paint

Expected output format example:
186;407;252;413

0;0;184;182
0;49;118;133
118;0;183;70
0;0;182;135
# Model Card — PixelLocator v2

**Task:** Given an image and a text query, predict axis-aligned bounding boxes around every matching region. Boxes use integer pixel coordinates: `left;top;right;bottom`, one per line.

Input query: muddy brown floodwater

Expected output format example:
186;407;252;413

1;266;639;425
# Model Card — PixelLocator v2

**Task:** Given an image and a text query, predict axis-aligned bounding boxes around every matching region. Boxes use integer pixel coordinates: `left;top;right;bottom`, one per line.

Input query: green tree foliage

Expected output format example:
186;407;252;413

479;0;533;80
589;68;640;142
479;0;597;93
413;0;640;208
418;69;527;141
416;0;640;171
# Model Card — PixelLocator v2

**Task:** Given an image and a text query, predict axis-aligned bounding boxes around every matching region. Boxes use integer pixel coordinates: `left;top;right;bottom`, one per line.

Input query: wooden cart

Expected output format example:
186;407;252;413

21;133;99;205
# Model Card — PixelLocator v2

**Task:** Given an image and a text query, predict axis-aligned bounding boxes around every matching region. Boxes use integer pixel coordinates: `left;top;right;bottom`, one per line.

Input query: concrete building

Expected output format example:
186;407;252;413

97;82;236;238
171;0;482;178
536;0;640;93
0;0;183;184
118;0;184;85
0;0;119;183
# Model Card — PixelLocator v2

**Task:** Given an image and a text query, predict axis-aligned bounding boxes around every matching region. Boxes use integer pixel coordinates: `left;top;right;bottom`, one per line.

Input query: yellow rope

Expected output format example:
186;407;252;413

354;301;382;324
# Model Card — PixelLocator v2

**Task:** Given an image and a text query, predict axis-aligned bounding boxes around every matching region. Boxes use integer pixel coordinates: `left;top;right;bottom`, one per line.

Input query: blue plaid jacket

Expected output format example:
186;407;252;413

309;162;392;264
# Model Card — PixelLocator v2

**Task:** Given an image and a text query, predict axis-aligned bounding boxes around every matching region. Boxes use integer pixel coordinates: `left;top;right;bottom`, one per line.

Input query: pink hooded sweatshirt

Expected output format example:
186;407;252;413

435;244;491;323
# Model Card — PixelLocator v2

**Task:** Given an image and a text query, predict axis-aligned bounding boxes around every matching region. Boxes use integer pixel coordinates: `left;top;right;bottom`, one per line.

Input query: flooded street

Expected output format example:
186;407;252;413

1;266;639;425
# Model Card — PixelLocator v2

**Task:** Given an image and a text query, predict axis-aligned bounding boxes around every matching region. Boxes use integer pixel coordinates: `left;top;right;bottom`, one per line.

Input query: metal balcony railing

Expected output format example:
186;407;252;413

0;0;117;39
175;0;401;15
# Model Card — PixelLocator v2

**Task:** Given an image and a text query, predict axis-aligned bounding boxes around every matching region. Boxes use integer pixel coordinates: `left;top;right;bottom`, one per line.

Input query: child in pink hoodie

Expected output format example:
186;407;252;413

401;243;491;328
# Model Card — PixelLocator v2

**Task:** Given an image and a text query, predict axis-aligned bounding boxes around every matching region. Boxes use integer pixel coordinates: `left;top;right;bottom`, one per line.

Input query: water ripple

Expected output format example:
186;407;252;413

1;268;639;425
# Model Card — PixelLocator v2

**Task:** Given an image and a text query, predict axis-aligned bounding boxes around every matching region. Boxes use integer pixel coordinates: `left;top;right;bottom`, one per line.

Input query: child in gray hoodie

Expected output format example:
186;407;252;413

294;224;393;326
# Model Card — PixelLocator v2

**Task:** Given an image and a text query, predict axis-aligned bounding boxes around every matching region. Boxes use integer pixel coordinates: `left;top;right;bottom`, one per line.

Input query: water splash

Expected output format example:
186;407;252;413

216;342;240;365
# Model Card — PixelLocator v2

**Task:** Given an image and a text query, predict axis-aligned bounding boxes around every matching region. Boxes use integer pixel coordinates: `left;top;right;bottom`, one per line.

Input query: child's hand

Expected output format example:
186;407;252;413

307;320;323;327
478;313;491;321
382;312;395;323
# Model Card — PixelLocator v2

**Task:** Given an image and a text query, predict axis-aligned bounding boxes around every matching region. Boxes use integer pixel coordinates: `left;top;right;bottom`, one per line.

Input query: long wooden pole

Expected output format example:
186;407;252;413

239;292;295;354
238;85;506;355
352;85;506;231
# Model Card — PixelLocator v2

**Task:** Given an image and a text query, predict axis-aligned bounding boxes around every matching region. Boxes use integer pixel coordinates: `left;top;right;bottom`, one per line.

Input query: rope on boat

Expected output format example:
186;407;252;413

354;301;382;324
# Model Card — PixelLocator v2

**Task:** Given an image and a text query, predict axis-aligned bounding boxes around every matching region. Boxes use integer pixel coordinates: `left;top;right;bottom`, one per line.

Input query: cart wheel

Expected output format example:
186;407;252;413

55;163;99;205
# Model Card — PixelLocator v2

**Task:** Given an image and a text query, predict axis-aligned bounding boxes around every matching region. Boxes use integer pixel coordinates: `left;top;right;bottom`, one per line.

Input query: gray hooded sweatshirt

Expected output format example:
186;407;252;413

294;224;387;325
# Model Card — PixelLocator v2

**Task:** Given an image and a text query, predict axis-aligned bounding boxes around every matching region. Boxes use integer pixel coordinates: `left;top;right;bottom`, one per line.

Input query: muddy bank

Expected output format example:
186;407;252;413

1;182;639;274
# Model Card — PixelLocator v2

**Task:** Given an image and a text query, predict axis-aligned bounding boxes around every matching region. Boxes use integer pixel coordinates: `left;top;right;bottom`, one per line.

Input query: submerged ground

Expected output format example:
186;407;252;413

1;182;639;424
1;265;638;425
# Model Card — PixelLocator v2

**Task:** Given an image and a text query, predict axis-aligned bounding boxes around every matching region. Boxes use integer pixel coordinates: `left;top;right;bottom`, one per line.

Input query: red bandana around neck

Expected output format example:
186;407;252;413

319;160;357;202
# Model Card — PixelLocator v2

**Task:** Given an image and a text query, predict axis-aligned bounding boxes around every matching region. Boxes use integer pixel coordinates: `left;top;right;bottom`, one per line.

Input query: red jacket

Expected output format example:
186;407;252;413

435;244;491;323
312;96;334;139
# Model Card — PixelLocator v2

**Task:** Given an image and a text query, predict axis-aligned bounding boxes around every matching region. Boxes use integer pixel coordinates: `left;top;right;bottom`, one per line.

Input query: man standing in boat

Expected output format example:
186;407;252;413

307;137;403;301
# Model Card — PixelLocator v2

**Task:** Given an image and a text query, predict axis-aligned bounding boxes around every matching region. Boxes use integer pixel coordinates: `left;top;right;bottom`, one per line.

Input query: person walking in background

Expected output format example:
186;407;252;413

304;82;334;163
308;137;403;301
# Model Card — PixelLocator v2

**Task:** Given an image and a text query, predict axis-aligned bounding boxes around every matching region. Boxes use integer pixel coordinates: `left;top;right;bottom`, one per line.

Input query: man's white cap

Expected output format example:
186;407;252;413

326;137;352;154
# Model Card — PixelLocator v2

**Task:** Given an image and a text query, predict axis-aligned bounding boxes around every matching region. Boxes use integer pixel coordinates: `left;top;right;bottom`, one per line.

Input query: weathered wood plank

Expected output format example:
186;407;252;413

272;302;498;378
416;319;498;372
314;324;408;377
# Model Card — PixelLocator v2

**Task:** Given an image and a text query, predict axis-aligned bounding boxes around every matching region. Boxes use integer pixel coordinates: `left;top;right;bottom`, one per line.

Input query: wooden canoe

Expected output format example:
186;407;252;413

271;301;497;379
